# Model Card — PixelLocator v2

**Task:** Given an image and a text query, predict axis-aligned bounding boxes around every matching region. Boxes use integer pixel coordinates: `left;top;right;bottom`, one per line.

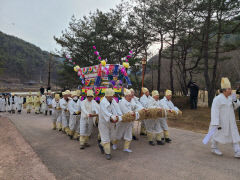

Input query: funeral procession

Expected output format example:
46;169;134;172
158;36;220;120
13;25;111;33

1;0;240;180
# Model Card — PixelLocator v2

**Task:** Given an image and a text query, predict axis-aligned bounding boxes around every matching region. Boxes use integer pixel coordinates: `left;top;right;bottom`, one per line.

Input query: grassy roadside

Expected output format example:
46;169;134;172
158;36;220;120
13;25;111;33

169;107;240;134
168;108;211;134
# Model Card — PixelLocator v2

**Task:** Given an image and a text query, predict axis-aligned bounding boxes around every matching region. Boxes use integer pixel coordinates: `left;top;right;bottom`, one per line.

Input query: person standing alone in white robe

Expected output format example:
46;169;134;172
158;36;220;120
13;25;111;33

209;77;240;158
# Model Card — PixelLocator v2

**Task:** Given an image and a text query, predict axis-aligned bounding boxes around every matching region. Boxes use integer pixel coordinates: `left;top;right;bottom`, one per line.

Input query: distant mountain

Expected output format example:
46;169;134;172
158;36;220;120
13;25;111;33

0;31;61;87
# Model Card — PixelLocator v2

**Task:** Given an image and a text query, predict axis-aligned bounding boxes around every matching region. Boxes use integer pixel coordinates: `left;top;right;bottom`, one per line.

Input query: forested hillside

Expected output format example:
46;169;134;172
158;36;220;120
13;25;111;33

0;31;60;89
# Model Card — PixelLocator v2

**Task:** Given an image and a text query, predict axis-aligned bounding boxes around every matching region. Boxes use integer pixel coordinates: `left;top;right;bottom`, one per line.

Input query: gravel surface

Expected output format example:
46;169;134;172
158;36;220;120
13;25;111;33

1;110;240;180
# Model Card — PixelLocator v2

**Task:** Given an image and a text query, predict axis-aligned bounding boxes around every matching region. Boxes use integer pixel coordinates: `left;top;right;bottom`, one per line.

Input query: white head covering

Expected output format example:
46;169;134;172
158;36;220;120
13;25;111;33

152;90;159;97
124;89;132;96
221;77;231;89
165;89;172;96
105;88;115;97
65;90;71;95
87;90;94;97
142;87;149;94
71;91;78;97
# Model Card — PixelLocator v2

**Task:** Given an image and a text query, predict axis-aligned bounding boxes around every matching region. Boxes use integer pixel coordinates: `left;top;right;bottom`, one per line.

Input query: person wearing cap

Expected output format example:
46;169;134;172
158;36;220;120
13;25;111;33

52;94;62;130
130;88;144;140
34;92;41;114
140;87;152;136
0;94;6;112
79;89;99;149
112;89;140;152
159;89;180;143
146;90;165;146
60;90;71;134
26;92;33;114
209;77;240;158
16;94;24;114
46;90;53;116
41;90;48;115
9;93;16;114
76;90;81;97
68;91;81;139
98;88;122;160
57;92;65;131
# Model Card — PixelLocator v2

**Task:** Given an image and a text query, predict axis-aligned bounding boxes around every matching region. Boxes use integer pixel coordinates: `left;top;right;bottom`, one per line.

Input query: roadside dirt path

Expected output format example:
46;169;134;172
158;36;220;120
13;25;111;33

0;115;56;180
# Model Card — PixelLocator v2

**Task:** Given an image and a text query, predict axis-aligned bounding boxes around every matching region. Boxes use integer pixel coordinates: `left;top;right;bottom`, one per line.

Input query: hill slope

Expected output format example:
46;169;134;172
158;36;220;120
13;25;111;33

0;31;60;88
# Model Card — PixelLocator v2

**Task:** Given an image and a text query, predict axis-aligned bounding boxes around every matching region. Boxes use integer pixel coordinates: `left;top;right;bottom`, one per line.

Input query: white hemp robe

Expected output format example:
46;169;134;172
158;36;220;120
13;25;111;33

60;98;70;129
68;99;81;132
145;98;164;134
80;99;99;136
209;93;240;144
159;96;180;131
41;95;48;113
132;96;143;108
0;97;6;112
116;98;140;141
52;99;62;124
16;96;23;112
140;94;153;130
98;97;122;144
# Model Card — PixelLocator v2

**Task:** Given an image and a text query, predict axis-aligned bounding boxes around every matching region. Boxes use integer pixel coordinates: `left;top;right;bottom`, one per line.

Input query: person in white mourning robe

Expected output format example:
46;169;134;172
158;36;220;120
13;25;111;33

98;88;122;160
26;92;33;114
60;90;71;134
52;94;61;130
159;89;181;143
16;95;24;114
130;88;144;140
46;90;53;116
0;95;6;112
79;90;99;149
68;91;81;139
139;87;152;136
8;94;16;113
146;90;165;146
209;77;240;158
41;90;48;115
112;89;140;152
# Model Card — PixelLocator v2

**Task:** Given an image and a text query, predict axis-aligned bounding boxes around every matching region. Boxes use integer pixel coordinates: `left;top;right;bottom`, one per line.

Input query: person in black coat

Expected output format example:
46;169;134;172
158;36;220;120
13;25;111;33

187;81;199;109
40;86;45;95
236;85;240;120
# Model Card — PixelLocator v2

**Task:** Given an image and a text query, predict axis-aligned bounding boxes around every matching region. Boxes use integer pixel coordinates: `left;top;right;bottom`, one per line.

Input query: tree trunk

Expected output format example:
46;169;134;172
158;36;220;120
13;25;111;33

157;32;163;92
210;10;223;106
203;0;213;107
170;21;176;94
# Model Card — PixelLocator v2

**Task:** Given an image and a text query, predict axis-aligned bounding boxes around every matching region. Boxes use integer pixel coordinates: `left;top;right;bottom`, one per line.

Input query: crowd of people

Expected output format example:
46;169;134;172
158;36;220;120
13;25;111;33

1;77;240;160
0;87;181;160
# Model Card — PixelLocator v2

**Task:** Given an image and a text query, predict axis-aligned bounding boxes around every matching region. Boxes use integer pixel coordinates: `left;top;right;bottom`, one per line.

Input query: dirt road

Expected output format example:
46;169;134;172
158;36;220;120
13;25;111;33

0;115;55;180
1;111;240;180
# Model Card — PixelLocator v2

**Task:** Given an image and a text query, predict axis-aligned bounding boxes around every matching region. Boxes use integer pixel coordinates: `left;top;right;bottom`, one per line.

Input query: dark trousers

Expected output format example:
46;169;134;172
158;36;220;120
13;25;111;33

238;107;240;120
190;96;198;109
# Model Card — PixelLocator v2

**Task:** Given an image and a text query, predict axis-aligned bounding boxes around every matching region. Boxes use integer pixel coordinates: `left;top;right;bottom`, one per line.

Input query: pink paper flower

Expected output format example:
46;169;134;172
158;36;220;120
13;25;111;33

126;59;128;62
129;50;133;54
127;55;131;59
93;46;96;49
73;62;76;65
98;56;102;60
94;51;99;56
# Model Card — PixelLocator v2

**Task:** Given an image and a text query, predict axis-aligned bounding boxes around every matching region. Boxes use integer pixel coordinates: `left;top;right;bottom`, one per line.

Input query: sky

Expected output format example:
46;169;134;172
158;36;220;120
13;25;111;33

0;0;121;52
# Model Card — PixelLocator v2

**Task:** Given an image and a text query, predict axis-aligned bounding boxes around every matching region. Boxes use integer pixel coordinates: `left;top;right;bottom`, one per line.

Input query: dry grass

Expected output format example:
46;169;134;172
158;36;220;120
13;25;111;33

168;107;240;134
168;107;211;134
